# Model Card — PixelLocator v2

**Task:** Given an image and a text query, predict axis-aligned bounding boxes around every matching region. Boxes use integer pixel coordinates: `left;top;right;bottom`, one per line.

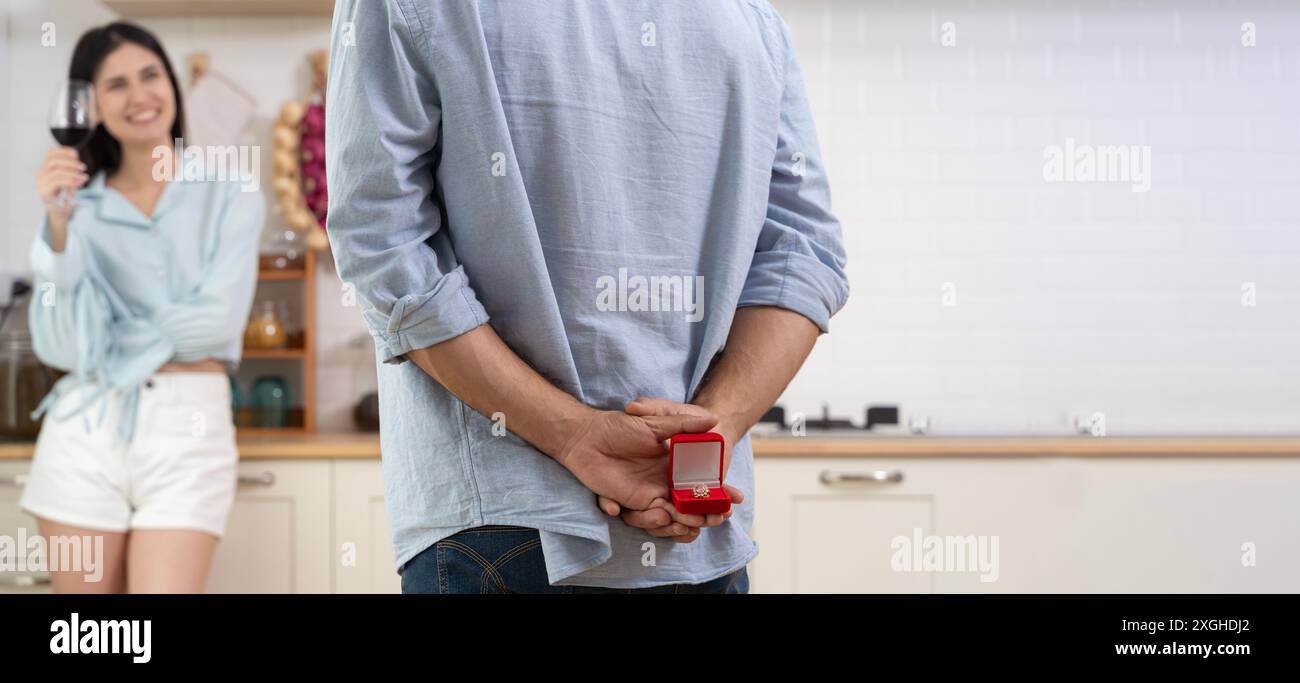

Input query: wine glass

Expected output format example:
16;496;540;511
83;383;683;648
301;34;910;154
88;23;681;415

47;79;97;208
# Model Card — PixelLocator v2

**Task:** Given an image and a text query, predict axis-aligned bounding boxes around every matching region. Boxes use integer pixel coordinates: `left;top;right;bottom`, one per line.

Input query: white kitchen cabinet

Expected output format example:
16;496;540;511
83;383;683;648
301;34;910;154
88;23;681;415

754;455;1300;593
751;458;934;594
332;460;400;593
921;457;1300;592
0;456;396;594
0;458;334;594
920;457;1079;593
0;461;51;594
1054;458;1300;593
207;460;332;593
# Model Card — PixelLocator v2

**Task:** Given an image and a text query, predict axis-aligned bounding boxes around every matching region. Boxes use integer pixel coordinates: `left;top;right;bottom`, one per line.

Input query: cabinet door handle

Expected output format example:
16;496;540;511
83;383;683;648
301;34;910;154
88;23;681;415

237;471;276;487
0;473;29;488
819;469;904;486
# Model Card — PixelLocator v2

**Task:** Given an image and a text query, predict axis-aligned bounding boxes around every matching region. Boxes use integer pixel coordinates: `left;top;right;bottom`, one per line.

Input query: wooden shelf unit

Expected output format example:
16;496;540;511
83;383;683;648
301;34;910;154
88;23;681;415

243;348;307;360
102;0;335;17
237;249;317;437
256;269;307;281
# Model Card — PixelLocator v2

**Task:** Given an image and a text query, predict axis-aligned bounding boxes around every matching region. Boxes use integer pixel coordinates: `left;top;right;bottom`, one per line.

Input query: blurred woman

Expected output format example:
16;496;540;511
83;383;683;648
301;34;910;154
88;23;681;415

21;22;263;593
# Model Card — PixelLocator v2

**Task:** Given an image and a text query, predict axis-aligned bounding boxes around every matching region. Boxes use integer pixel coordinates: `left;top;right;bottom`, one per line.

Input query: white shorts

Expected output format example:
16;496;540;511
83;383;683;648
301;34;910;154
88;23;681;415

19;372;239;538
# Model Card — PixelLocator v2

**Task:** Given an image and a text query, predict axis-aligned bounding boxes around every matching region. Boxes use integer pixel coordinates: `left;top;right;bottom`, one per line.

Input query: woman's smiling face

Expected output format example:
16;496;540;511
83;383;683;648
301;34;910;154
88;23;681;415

93;41;176;149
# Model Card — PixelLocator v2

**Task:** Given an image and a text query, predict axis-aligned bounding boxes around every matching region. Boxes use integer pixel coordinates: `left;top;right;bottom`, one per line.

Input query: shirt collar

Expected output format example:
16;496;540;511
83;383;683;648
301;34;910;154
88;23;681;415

81;171;107;197
84;170;184;229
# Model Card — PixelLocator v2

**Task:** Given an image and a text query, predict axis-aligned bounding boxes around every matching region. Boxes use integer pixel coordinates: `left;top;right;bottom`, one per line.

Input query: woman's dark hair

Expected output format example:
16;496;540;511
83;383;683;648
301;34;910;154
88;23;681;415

68;22;185;178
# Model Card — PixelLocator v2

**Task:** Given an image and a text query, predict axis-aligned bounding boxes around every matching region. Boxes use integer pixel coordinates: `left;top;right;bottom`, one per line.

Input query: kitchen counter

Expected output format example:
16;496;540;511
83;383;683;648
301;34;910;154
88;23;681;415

748;434;1300;456
0;433;382;460
3;433;1300;460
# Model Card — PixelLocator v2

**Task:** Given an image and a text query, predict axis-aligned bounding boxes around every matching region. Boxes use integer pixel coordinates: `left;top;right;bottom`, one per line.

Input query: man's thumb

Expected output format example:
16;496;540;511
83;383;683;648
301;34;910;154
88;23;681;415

597;496;621;516
643;413;718;441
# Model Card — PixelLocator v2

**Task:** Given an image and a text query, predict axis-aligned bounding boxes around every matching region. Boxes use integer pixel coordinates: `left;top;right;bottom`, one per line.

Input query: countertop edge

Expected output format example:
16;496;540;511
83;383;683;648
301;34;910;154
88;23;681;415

5;435;1300;460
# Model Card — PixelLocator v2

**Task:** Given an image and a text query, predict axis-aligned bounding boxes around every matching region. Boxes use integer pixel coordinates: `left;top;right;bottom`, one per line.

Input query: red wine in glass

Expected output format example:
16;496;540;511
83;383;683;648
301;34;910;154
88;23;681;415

47;79;97;207
50;127;93;147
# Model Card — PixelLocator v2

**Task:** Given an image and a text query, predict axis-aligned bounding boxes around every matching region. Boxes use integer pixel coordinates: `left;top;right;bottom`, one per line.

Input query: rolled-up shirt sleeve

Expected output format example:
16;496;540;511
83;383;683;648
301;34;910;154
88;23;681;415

739;14;850;333
325;0;488;364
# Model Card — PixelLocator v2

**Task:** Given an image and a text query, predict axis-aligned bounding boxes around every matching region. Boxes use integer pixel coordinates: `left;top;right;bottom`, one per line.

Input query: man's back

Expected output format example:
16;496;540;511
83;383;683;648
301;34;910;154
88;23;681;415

327;0;848;588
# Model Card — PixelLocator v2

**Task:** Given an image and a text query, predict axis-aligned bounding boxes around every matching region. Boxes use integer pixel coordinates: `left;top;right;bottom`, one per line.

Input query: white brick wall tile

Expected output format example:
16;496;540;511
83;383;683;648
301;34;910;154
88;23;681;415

979;189;1039;221
1249;116;1300;148
1183;82;1300;114
1182;151;1300;187
1007;115;1058;147
1008;8;1082;47
901;187;978;221
977;47;1056;81
1086;116;1149;144
859;82;940;114
971;116;1013;147
1144;189;1206;223
938;150;1040;186
899;45;976;81
1079;9;1181;45
864;150;939;185
830;114;902;150
1146;115;1250;149
1050;45;1126;80
900;115;975;148
857;7;943;48
1085;82;1182;115
1228;45;1288;80
1196;189;1251;227
1176;10;1254;47
936;81;1046;114
1143;46;1216;80
1246;190;1300;223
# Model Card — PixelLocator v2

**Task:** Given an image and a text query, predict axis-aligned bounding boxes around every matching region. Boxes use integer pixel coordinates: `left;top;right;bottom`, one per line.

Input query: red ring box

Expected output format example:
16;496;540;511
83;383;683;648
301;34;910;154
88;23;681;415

669;432;730;515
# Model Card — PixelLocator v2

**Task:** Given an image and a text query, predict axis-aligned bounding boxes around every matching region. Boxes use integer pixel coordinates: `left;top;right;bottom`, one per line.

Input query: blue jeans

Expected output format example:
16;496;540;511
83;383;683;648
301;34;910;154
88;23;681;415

400;525;749;594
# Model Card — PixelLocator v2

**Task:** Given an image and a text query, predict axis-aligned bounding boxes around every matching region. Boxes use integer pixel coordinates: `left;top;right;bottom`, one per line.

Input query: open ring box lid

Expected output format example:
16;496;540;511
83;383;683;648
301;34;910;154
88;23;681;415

668;432;730;515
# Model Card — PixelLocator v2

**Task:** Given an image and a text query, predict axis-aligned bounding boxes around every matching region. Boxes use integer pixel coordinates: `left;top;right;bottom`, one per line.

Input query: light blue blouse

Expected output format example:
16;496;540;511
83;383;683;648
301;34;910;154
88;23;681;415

27;171;265;443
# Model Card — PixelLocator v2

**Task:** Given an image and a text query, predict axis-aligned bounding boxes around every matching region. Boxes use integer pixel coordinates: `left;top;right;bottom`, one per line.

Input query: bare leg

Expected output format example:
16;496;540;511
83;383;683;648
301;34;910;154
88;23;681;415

35;518;127;594
127;529;220;594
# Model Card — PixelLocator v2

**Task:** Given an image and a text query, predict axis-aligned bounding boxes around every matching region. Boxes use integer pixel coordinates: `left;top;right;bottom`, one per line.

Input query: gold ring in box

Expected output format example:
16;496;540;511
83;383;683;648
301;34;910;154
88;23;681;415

692;484;710;498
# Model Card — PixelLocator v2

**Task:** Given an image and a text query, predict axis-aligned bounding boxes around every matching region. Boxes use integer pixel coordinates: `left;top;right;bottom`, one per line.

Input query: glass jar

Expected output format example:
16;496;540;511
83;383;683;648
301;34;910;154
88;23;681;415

250;375;291;428
244;300;287;349
258;228;306;271
277;300;303;350
0;333;61;439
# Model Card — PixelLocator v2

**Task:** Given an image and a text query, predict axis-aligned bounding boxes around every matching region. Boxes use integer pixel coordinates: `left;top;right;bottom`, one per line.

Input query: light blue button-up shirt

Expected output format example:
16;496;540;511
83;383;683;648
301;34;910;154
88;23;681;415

326;0;849;587
28;171;264;443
